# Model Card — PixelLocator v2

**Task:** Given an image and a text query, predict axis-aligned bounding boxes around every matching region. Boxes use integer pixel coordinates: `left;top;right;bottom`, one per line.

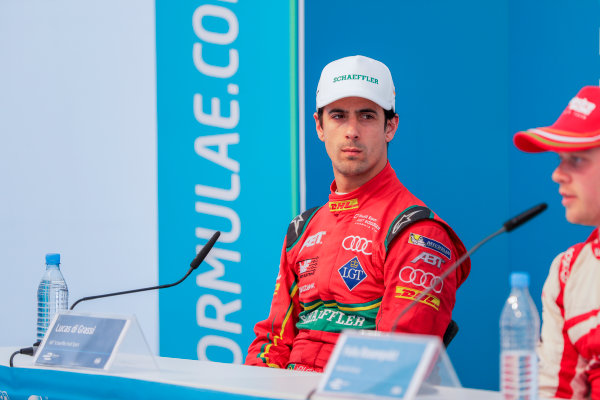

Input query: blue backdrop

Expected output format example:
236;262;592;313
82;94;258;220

304;0;600;390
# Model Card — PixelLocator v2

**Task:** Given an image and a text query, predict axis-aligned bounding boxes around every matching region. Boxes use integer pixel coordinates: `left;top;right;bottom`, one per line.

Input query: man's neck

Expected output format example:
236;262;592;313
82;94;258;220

333;163;387;193
334;178;367;194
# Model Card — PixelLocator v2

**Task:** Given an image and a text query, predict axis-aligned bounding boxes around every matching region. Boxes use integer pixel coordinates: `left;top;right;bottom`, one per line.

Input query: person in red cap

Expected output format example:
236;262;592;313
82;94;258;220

245;55;471;372
514;85;600;399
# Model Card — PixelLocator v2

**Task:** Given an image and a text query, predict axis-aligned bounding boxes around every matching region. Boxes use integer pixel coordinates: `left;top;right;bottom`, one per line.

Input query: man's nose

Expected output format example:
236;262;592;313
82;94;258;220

551;163;569;184
345;117;360;139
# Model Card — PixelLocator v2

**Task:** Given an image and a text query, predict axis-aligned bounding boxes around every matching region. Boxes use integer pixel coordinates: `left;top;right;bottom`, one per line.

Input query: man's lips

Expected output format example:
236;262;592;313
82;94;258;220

560;191;576;205
341;147;362;155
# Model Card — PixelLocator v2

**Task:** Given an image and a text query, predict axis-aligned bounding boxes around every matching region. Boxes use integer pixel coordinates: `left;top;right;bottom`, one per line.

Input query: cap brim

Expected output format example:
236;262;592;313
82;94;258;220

514;128;600;153
316;91;394;112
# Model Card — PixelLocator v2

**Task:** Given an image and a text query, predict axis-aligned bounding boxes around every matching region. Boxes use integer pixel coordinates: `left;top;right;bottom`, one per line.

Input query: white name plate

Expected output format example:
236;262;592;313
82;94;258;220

317;330;459;400
34;312;130;370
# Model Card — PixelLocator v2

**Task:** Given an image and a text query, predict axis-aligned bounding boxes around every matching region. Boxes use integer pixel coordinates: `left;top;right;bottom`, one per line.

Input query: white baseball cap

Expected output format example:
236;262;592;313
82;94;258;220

316;55;396;111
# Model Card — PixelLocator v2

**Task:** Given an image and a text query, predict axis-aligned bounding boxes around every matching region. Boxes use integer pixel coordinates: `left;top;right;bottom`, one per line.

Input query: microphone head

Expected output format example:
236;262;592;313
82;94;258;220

191;231;221;269
503;203;548;232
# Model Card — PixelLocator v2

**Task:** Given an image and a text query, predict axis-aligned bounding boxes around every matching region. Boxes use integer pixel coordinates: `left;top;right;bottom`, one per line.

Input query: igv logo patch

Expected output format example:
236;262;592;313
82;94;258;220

338;256;367;291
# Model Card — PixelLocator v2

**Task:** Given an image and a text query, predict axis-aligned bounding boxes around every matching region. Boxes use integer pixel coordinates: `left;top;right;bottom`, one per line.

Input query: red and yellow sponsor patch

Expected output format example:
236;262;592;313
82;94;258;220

329;198;359;212
395;286;440;311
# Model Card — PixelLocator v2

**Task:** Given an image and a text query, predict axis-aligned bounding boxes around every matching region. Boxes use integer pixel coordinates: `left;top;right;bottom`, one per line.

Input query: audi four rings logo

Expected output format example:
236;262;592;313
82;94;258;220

342;235;372;255
399;266;443;293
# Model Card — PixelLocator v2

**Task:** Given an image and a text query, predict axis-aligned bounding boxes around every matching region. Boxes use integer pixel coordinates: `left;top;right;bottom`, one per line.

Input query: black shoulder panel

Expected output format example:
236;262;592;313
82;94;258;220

286;206;321;251
384;205;434;252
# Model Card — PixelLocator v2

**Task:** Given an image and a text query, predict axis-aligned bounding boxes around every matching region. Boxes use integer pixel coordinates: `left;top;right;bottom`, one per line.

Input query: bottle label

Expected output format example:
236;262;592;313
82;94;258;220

500;350;538;400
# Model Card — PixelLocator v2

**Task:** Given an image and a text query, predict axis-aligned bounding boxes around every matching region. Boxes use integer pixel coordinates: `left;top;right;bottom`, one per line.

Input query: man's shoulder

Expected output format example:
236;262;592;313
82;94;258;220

555;230;600;285
557;229;599;265
285;206;323;251
383;205;436;251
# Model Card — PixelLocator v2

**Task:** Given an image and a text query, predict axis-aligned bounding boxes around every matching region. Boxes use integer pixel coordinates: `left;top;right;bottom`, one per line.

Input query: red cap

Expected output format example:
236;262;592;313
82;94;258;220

514;86;600;153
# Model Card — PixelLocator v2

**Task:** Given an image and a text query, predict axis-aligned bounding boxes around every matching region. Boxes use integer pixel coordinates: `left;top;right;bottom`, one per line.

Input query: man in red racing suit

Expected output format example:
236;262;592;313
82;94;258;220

514;85;600;398
245;162;470;371
245;55;471;372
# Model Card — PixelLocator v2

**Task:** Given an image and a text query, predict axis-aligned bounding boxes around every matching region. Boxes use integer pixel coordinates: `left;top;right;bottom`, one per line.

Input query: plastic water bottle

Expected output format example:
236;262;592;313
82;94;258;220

36;253;69;340
500;272;540;400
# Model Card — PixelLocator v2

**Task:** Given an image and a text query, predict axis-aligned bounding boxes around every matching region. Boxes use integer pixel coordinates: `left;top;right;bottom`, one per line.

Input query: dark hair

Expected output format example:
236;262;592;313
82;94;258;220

317;106;396;128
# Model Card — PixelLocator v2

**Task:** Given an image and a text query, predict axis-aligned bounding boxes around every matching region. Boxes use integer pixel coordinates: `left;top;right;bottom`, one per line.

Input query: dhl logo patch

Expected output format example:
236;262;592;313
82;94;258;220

329;198;359;212
395;286;440;311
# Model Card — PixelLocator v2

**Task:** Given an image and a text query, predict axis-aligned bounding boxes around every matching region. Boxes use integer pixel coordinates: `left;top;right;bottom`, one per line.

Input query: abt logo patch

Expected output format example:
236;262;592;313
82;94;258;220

411;251;445;269
300;231;326;253
329;198;359;212
338;256;367;291
408;233;451;260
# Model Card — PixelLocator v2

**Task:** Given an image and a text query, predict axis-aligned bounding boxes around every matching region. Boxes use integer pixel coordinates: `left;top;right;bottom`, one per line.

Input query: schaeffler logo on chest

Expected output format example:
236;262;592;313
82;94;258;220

338;256;367;290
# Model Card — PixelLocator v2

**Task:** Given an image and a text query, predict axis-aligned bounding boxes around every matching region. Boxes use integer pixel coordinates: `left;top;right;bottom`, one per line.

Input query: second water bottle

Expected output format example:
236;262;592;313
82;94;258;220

500;271;540;400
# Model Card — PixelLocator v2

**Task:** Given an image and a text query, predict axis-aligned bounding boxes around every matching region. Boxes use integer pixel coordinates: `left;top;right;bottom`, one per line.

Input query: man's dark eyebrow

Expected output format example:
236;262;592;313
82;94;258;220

327;108;378;114
358;108;378;114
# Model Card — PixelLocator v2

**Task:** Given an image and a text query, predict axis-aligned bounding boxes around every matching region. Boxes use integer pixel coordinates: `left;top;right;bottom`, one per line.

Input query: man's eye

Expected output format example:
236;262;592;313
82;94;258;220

330;113;344;119
570;156;584;166
361;114;375;120
561;155;585;168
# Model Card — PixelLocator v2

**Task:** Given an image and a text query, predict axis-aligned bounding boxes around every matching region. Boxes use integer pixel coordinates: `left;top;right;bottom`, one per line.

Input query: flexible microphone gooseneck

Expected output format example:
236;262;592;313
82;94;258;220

9;231;221;367
391;203;547;331
70;231;220;310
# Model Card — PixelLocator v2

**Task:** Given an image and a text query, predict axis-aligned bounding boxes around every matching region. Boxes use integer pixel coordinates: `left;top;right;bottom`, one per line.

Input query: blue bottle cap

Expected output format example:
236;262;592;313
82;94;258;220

45;253;61;265
510;271;529;288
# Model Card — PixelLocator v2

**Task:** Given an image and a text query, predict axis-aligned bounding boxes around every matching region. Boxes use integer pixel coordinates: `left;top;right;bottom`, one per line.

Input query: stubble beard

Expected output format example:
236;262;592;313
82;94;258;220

333;144;370;177
338;156;373;176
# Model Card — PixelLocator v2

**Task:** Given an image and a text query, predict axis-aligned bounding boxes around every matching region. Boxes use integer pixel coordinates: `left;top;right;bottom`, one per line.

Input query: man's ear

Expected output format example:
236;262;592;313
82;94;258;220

385;114;399;143
314;112;325;142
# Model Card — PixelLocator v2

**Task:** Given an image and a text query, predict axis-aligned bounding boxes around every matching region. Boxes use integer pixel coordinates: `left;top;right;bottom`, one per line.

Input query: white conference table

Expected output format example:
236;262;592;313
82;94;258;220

0;346;501;399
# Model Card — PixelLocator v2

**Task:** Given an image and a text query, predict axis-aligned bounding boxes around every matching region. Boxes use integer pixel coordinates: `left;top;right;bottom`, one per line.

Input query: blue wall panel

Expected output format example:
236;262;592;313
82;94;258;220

156;0;298;363
305;0;599;390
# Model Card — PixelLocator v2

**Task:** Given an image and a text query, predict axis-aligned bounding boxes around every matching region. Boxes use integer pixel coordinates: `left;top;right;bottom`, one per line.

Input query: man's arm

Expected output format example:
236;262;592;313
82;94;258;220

538;254;568;398
245;240;300;369
574;324;600;399
375;220;463;338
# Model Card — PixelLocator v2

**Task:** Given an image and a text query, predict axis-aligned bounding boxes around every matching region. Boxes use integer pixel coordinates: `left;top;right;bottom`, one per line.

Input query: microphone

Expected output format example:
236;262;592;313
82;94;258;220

70;231;221;310
9;231;221;367
391;203;547;330
503;203;547;232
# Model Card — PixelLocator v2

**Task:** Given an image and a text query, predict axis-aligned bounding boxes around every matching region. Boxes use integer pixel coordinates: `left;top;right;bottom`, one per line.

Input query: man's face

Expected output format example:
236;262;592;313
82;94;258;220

314;97;398;191
552;147;600;226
